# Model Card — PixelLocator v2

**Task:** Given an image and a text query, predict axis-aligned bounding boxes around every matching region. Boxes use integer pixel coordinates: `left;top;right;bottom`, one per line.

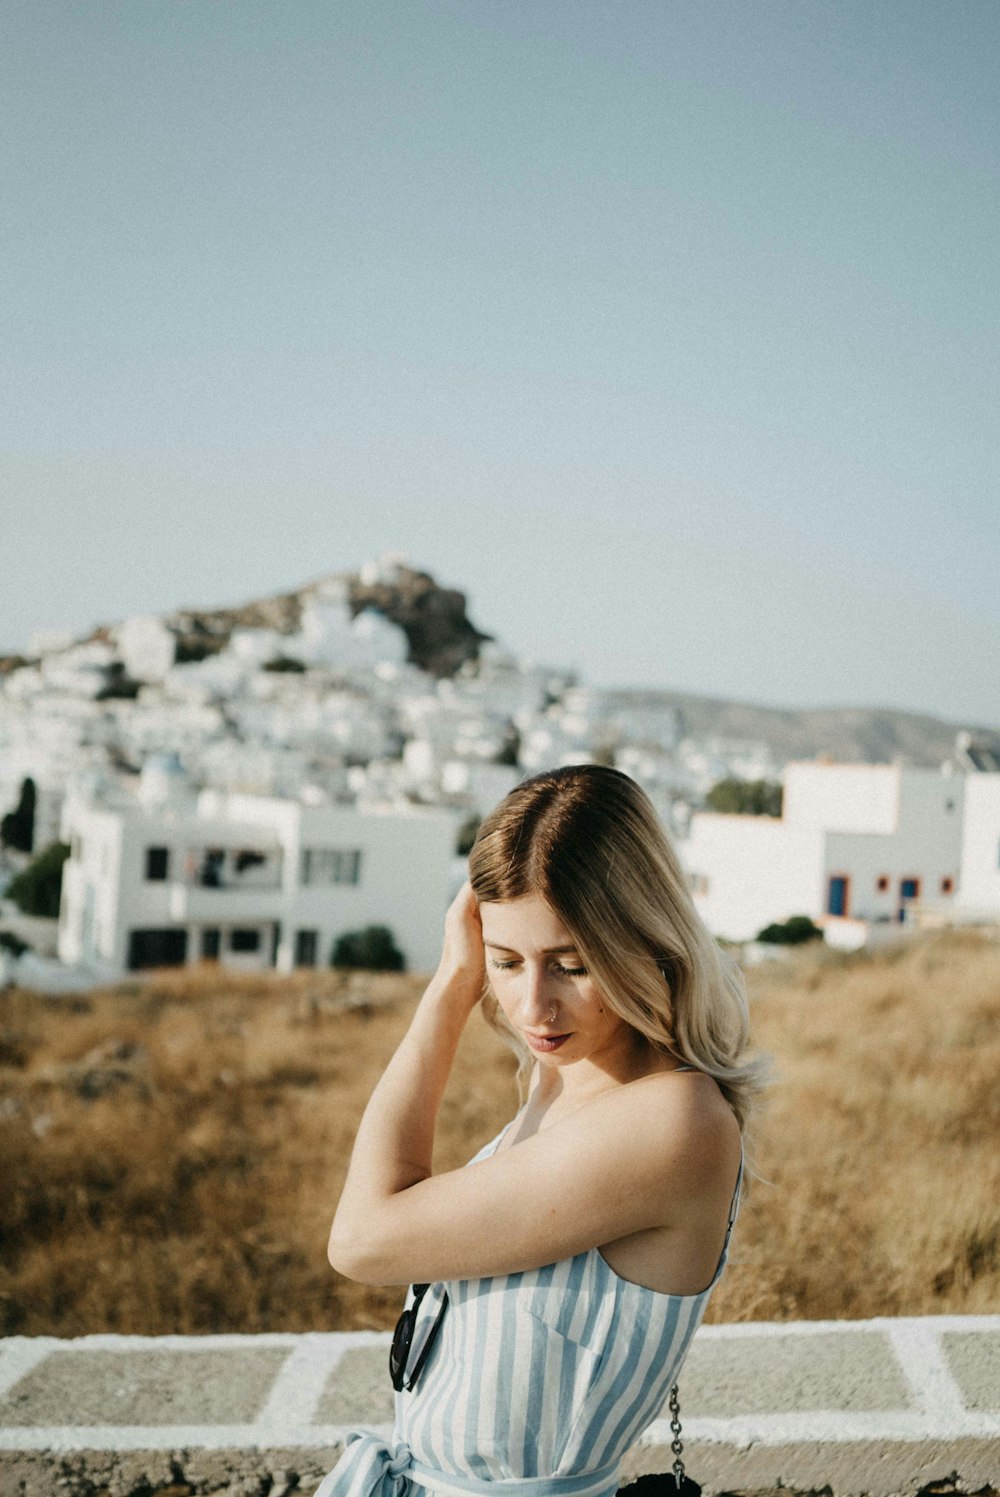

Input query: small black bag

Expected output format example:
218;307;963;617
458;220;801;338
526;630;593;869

616;1476;700;1497
616;1383;701;1497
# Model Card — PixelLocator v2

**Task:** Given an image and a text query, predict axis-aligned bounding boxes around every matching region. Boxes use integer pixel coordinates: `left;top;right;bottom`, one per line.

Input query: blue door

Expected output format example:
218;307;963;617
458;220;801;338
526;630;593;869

897;877;920;922
827;875;849;916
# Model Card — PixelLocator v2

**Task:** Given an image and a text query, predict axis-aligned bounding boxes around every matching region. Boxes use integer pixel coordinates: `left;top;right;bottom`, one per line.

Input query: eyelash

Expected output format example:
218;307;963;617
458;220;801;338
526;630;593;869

488;959;588;977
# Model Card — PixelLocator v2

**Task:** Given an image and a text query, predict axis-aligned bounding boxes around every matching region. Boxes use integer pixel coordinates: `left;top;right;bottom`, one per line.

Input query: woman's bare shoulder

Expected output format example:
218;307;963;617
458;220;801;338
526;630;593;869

622;1067;742;1189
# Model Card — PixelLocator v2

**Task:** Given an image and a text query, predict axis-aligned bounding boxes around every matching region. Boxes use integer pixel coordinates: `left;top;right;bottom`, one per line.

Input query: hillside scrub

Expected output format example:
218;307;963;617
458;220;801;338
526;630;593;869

0;927;997;1335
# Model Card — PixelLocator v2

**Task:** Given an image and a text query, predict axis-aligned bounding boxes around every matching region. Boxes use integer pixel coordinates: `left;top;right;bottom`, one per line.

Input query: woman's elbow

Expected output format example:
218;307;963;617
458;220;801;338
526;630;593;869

327;1230;366;1281
327;1229;387;1285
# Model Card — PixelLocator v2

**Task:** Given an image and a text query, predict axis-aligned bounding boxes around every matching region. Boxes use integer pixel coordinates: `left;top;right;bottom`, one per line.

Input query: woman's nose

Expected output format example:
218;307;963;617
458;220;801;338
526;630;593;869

518;963;555;1019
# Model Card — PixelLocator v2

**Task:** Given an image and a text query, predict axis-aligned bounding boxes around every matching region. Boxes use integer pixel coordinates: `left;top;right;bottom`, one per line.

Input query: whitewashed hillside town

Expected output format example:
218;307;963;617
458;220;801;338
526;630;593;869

1;554;998;987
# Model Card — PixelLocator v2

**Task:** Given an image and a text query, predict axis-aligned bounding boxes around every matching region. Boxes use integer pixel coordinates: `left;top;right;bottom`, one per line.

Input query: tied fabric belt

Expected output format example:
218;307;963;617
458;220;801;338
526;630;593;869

313;1431;621;1497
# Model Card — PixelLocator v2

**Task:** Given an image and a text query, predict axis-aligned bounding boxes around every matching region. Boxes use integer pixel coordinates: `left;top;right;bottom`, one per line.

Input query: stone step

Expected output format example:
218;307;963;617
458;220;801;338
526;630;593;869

1;1315;997;1497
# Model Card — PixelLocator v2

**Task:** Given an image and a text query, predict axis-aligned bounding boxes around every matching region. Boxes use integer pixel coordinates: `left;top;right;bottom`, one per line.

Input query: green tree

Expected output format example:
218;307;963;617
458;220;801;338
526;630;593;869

331;924;405;971
263;655;307;672
1;777;36;852
6;841;71;918
494;725;521;767
96;662;142;700
706;777;783;816
756;914;823;945
456;815;481;857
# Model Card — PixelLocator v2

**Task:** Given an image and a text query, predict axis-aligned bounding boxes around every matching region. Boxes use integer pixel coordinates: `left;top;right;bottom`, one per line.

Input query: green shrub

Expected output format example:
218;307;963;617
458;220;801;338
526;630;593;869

5;841;71;918
1;777;36;852
706;777;783;816
756;914;824;945
331;924;405;971
96;663;142;700
263;655;307;672
455;815;480;857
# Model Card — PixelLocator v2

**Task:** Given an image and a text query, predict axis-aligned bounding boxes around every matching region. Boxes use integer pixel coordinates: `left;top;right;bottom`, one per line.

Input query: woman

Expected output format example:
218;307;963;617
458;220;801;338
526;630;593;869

318;764;768;1497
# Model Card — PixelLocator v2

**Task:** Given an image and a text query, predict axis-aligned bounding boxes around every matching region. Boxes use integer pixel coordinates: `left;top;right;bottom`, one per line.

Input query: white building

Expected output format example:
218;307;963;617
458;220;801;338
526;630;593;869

558;687;682;754
39;640;116;698
116;615;177;682
439;759;522;814
679;760;972;945
953;771;1000;921
295;587;408;672
358;550;411;587
57;761;457;976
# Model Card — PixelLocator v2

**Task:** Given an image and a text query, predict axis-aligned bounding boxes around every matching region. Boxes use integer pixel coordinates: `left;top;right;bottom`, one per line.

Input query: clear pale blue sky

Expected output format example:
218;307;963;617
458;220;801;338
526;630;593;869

4;1;998;726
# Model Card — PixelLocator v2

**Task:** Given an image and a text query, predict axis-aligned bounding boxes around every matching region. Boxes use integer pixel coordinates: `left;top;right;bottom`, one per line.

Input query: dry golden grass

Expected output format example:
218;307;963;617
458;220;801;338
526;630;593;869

0;927;997;1335
717;925;1000;1323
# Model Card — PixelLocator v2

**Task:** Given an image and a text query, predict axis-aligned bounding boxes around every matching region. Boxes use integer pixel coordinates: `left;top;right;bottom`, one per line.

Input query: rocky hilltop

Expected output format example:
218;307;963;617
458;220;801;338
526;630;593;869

84;562;493;680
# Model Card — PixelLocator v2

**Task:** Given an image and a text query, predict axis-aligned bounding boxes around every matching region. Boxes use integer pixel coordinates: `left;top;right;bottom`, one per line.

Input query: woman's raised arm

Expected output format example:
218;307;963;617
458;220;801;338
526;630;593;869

326;882;486;1267
329;1060;733;1287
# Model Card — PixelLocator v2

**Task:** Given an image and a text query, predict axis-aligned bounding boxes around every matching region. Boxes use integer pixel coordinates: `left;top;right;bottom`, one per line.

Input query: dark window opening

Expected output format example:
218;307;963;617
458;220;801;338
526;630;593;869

199;848;226;887
128;928;187;970
145;846;170;881
301;847;363;886
295;928;318;967
201;927;221;959
230;928;261;952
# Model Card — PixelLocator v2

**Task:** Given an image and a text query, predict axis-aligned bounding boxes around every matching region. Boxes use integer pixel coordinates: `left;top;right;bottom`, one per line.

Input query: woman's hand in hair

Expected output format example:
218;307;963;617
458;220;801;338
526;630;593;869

436;879;487;997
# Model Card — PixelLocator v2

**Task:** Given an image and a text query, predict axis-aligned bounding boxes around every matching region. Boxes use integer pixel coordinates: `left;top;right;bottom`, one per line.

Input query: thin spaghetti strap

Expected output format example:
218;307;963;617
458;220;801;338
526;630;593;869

725;1140;745;1233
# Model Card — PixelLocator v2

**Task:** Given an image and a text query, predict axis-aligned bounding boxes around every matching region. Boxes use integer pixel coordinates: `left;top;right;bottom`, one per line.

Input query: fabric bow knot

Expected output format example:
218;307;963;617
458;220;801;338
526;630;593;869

341;1430;414;1497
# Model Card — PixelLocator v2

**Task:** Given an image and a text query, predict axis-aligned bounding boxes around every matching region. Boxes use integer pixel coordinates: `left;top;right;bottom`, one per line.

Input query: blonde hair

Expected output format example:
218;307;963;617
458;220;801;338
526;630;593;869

468;764;771;1139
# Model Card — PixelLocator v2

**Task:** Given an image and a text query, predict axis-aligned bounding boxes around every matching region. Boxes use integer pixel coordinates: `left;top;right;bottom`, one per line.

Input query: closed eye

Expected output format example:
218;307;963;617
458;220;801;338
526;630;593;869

487;959;588;977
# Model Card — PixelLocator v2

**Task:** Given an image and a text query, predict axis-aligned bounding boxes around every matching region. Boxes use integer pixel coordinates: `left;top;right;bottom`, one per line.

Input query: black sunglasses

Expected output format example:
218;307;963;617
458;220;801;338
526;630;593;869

390;1282;449;1392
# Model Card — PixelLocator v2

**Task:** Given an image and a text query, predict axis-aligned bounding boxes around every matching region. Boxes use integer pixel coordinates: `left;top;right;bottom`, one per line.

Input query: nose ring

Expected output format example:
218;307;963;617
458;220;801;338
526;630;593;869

548;1006;556;1022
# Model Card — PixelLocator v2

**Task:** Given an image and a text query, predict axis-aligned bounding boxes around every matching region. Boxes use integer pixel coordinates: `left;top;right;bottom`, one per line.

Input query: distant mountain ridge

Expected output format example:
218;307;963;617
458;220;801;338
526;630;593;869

614;687;999;769
2;562;996;769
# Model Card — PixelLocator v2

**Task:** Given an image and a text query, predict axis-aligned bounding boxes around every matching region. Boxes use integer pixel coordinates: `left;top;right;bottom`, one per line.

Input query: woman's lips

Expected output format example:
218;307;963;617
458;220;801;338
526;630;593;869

524;1032;571;1053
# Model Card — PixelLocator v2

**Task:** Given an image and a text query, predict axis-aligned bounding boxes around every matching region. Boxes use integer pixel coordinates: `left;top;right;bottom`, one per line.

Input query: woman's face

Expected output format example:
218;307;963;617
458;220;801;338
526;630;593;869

479;892;636;1069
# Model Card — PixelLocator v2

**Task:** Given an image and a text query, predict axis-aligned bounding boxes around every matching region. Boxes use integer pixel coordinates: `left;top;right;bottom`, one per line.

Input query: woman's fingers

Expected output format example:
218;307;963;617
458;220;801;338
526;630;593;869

441;881;486;982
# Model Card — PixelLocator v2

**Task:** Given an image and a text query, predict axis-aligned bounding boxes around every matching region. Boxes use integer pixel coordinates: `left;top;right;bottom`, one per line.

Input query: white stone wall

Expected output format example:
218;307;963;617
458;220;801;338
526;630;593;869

116;615;176;681
955;772;1000;917
58;806;125;966
679;813;827;943
822;769;964;923
782;761;901;834
278;802;456;972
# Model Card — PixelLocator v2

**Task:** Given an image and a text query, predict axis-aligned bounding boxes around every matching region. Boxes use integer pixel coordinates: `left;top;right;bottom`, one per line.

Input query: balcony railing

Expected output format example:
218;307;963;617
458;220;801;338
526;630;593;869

181;847;283;892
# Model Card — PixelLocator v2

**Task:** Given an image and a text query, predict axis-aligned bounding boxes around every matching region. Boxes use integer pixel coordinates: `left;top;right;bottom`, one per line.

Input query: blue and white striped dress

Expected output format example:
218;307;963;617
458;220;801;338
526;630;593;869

317;1074;744;1497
